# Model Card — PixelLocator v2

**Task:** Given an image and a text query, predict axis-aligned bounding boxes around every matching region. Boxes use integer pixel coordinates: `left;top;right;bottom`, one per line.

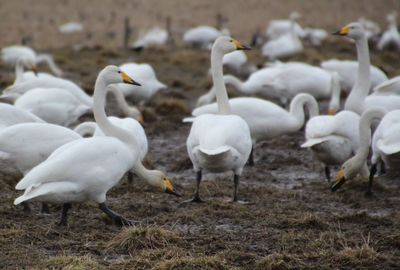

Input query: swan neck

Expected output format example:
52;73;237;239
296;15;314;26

133;162;160;188
107;86;132;116
93;75;137;150
224;74;247;93
14;58;24;82
211;47;231;114
328;73;341;112
37;54;62;76
289;94;319;129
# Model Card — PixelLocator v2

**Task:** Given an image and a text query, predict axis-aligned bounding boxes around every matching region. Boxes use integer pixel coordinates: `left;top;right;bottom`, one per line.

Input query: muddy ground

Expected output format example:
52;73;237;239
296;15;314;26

1;39;400;269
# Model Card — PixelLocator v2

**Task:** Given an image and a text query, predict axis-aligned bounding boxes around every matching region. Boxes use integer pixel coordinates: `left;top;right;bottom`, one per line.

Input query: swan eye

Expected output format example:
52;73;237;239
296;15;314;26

117;71;121;74
230;39;233;42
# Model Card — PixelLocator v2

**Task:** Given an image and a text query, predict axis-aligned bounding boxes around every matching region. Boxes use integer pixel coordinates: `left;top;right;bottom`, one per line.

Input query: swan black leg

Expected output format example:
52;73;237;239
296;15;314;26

247;147;254;166
378;161;386;175
233;174;240;202
99;202;134;226
191;171;204;202
366;164;377;196
21;202;31;213
41;203;50;214
324;166;331;182
58;203;71;226
127;171;134;184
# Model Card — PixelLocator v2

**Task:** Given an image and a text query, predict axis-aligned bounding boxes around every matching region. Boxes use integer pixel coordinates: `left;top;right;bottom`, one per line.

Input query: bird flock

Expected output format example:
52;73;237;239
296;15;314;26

1;12;400;227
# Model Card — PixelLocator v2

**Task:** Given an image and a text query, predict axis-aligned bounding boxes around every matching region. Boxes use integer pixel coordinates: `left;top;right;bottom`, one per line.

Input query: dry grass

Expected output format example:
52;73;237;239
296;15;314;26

255;253;306;270
107;226;181;253
42;255;102;270
154;255;231;270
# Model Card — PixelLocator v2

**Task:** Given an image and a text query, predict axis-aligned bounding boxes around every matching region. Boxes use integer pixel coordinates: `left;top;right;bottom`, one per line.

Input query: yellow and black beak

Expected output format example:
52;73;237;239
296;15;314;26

328;108;337;116
232;39;251;50
31;65;38;76
331;169;346;192
332;26;350;36
137;114;145;125
165;179;181;197
121;71;141;86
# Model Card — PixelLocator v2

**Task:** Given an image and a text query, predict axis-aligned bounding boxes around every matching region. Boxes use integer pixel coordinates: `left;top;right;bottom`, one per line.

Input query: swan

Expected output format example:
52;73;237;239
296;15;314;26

0;103;44;129
371;75;400;96
334;22;400;115
13;57;38;84
188;93;318;165
14;66;178;226
2;77;143;123
320;59;388;93
14;88;91;126
333;108;400;194
262;13;303;60
131;27;168;50
266;12;306;39
1;45;63;76
222;50;248;73
303;27;328;46
358;17;381;41
183;26;229;49
115;62;167;104
186;36;252;202
301;110;368;182
59;22;84;34
377;13;400;51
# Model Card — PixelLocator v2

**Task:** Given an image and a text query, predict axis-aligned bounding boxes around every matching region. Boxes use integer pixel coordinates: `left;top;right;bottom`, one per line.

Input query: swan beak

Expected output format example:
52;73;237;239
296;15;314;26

121;71;141;86
328;108;337;115
233;39;251;50
331;168;346;192
31;65;38;76
137;115;145;125
332;26;349;36
165;179;181;197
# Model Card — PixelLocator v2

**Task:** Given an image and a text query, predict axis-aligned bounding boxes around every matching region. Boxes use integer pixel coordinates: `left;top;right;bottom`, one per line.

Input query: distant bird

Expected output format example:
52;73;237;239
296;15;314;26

303;27;328;46
358;17;381;41
183;26;229;49
131;27;168;51
59;22;84;34
377;13;400;50
266;12;306;39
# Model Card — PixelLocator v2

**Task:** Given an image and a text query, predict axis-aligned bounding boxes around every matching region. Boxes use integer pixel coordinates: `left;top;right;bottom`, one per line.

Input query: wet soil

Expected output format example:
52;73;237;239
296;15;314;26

1;40;400;269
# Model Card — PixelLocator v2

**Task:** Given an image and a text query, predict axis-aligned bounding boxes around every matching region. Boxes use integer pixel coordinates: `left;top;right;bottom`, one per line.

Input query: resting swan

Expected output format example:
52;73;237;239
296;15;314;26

186;36;252;202
14;66;178;226
0;103;44;129
131;27;168;50
334;22;400;115
188;93;318;165
183;26;229;49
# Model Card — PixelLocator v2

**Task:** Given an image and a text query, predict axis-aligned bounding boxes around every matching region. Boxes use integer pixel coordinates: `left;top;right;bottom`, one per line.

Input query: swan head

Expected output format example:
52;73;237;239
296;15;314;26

101;65;141;86
213;36;251;54
331;156;363;191
333;22;365;40
289;11;301;21
18;57;38;75
147;170;181;197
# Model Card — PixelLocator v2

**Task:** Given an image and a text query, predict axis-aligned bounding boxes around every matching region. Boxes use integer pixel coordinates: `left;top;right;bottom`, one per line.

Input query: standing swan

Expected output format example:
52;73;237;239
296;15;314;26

333;108;400;194
186;37;252;202
14;66;151;226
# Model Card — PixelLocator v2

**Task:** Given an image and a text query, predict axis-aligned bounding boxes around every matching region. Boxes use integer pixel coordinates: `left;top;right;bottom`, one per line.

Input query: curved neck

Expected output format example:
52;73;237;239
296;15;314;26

93;75;137;149
107;86;137;117
224;74;247;93
345;35;370;114
289;93;319;129
211;46;231;114
132;161;160;188
328;72;341;113
14;58;25;83
355;108;386;161
73;121;97;137
36;54;63;76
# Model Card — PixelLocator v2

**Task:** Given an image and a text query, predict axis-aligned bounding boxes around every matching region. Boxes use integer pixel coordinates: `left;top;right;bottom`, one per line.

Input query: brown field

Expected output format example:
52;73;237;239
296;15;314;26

1;1;400;269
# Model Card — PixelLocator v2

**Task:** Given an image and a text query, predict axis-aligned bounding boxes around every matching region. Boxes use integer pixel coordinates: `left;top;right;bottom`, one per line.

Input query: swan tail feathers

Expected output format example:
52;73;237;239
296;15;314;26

182;117;195;123
198;146;231;156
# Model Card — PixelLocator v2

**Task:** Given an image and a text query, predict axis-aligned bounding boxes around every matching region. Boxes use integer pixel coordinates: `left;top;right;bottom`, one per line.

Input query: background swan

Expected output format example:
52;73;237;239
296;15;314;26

377;13;400;51
266;12;306;39
116;62;167;104
320;59;388;93
186;37;252;202
131;27;168;50
333;108;400;194
189;93;318;165
0;103;44;129
59;22;84;34
183;26;228;49
303;27;327;46
371;75;400;96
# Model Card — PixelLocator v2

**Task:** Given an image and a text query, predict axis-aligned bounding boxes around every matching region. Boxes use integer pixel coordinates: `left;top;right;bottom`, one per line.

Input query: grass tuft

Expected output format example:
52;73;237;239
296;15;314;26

154;255;230;270
44;255;101;270
255;252;306;270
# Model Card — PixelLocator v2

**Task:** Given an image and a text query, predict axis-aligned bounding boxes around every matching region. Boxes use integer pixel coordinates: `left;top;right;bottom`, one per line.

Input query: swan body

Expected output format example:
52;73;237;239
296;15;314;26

14;66;177;225
0;103;44;129
115;63;167;103
377;13;400;51
303;28;328;46
371;75;400;96
183;26;227;48
190;94;318;144
14;88;91;126
1;45;63;76
262;32;303;60
0;123;81;175
132;27;168;49
223;50;248;72
186;36;252;202
320;59;388;93
59;22;83;34
266;12;306;39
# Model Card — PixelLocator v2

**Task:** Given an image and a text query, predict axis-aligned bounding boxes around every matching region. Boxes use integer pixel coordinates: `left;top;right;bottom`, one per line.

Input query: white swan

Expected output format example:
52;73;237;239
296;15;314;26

131;27;168;50
2;77;143;123
188;93;318;165
266;12;306;39
222;50;248;73
358;17;381;41
301;110;368;181
377;13;400;51
14;66;178;226
186;37;253;202
333;108;400;194
1;45;63;76
13;57;38;84
59;22;84;34
303;27;328;46
183;26;228;49
371;75;400;96
0;103;44;129
115;62;167;104
262;13;303;60
320;59;388;93
14;88;91;126
334;22;400;115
